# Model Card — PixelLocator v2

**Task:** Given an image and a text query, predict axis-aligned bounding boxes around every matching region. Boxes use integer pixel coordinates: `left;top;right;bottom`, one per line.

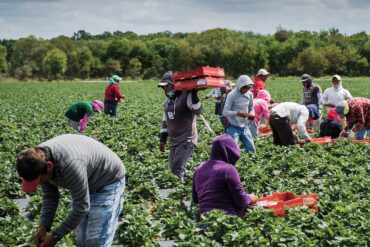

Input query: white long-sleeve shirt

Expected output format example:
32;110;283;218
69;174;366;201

270;102;310;140
322;86;352;108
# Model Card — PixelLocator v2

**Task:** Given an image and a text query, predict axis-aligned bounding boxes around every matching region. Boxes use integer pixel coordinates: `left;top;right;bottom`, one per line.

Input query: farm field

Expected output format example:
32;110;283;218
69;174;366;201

0;77;369;246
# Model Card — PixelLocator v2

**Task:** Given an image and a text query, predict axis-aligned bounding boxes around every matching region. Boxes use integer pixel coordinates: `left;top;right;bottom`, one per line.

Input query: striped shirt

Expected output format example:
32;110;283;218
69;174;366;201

39;134;125;237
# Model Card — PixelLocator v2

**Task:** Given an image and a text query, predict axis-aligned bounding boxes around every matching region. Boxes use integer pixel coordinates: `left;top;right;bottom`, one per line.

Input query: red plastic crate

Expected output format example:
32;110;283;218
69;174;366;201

258;124;271;133
351;139;370;144
173;66;225;81
174;77;225;90
310;136;333;145
256;192;318;217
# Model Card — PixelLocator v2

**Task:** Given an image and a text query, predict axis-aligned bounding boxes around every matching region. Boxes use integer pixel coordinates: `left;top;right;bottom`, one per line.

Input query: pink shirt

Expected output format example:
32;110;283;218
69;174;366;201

253;98;269;123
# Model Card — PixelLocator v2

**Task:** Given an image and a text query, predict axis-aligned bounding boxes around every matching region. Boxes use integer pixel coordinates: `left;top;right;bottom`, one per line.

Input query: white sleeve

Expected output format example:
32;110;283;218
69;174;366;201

297;110;310;140
322;89;329;105
317;89;322;110
345;90;352;99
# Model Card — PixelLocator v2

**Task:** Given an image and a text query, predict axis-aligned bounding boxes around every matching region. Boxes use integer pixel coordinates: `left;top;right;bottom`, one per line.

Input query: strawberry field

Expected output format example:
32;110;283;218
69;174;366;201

0;77;369;246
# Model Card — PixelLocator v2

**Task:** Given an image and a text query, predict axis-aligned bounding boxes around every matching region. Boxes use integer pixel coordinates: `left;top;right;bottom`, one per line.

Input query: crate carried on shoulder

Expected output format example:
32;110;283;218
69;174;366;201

173;66;225;90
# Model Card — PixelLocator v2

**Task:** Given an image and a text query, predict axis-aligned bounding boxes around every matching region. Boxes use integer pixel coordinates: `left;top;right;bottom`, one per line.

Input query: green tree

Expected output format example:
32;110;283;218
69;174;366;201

14;65;33;81
43;48;67;80
360;40;370;72
0;45;7;73
72;30;92;40
274;25;293;42
322;45;347;75
344;47;369;76
78;47;93;79
172;40;198;72
126;58;142;79
84;40;108;60
10;36;51;79
90;57;102;78
143;55;163;79
226;38;268;77
288;47;328;76
102;58;121;75
50;36;76;54
66;47;93;79
105;39;132;61
268;38;300;76
129;42;154;70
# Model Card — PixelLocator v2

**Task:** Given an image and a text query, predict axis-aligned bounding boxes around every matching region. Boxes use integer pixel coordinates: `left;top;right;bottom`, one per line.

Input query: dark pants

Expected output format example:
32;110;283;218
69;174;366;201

104;101;118;117
169;142;195;181
215;102;222;115
269;114;296;146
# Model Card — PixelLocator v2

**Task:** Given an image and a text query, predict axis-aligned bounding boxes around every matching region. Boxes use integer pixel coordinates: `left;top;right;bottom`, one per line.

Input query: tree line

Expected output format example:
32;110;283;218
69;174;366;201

1;27;370;81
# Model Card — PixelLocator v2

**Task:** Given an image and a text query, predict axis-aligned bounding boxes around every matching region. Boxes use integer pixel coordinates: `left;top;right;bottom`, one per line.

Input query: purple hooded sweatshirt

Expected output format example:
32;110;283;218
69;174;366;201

192;134;252;218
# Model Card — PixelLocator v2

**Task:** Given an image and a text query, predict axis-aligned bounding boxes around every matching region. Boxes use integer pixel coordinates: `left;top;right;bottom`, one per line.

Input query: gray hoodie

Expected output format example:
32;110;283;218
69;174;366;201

223;75;254;128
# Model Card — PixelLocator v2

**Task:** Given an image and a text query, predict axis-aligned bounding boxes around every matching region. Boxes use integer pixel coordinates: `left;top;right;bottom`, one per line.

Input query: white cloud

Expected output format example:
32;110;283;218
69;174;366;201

0;0;370;39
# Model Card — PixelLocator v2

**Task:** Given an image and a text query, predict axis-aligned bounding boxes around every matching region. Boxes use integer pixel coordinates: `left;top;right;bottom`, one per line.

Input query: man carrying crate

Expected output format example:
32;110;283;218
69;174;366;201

158;71;203;183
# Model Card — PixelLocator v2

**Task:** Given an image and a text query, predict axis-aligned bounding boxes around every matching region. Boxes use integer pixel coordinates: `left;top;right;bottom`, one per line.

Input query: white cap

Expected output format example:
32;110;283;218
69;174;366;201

256;69;270;76
331;74;342;81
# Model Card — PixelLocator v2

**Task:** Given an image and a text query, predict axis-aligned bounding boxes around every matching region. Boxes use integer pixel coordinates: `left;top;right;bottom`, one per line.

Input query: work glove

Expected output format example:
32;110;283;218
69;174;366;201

191;89;200;104
159;142;166;152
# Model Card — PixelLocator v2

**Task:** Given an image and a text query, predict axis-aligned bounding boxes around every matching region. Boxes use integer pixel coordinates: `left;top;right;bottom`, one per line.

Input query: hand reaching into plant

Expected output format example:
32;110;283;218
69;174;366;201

297;139;307;147
339;130;349;138
34;225;47;247
40;234;56;247
159;142;166;152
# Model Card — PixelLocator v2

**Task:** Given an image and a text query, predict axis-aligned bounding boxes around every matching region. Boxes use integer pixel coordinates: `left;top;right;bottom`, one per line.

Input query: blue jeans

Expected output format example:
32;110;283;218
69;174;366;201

75;177;125;247
104;101;118;117
356;126;370;140
248;120;258;138
226;125;255;153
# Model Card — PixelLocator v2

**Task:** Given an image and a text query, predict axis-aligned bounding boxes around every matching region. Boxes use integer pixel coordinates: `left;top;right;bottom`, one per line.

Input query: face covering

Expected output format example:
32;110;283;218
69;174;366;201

305;79;313;88
166;90;175;98
332;81;342;90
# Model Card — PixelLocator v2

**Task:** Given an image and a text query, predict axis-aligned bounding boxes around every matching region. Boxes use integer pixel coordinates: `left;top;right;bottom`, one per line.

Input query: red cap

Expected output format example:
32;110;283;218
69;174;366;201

22;175;41;193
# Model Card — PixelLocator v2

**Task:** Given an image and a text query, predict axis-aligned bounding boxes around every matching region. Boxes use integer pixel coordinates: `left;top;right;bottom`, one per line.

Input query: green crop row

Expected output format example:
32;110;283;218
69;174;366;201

0;78;369;246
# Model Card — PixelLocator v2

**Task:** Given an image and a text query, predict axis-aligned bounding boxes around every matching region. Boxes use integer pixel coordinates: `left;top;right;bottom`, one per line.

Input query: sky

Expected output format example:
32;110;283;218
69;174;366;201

1;0;370;39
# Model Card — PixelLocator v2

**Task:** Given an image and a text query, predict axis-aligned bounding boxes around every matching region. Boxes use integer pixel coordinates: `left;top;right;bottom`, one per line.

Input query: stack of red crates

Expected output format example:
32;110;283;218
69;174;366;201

172;66;225;90
255;192;318;217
